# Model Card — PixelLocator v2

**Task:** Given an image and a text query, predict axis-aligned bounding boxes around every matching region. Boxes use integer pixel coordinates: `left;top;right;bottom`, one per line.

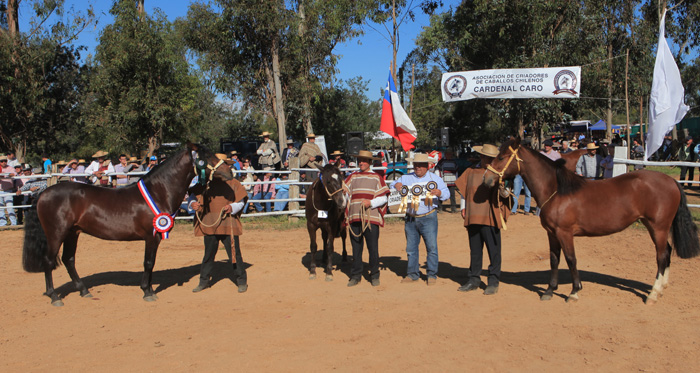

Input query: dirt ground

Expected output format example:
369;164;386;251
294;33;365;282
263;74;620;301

2;205;700;372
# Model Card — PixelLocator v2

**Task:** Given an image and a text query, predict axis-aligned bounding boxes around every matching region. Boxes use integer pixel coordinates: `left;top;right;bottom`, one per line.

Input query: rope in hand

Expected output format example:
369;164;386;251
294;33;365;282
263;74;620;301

195;206;228;228
347;203;371;238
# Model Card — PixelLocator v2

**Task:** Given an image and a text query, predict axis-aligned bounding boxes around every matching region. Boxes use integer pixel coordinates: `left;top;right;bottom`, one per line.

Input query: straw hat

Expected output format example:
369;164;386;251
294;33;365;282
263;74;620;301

215;153;234;165
330;150;344;156
78;159;86;164
408;153;434;164
56;160;67;167
260;131;272;137
92;150;109;158
586;143;599;150
128;156;141;164
0;154;7;162
351;150;379;161
306;133;316;138
286;139;295;145
229;150;239;156
473;144;499;158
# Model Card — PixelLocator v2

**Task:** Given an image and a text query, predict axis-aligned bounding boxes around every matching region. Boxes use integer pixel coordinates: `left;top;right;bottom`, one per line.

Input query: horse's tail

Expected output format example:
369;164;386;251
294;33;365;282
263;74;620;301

671;183;700;259
22;198;57;272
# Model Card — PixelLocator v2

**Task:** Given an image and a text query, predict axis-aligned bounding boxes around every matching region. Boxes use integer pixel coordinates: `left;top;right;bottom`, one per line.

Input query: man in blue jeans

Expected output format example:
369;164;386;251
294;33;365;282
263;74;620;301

510;174;531;215
391;153;450;286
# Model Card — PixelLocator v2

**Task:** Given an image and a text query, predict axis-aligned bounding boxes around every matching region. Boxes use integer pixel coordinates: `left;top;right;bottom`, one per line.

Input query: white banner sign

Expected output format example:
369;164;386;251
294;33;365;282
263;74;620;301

388;189;402;207
441;66;581;102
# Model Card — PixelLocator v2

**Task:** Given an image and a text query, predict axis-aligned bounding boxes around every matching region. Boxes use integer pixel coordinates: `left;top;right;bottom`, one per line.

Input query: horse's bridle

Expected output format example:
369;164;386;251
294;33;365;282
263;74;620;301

486;146;523;181
194;155;225;187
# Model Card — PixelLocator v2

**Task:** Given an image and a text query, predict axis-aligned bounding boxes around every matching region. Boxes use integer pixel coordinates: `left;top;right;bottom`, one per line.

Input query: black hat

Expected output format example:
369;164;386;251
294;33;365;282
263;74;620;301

686;136;693;142
543;139;554;147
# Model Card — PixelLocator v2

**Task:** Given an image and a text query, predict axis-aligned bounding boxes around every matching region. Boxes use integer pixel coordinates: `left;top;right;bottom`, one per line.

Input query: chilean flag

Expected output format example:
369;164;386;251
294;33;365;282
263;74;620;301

380;73;417;151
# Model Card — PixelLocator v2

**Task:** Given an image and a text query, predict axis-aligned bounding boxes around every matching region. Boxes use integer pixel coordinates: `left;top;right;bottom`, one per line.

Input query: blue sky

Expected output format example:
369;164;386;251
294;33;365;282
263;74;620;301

18;0;459;101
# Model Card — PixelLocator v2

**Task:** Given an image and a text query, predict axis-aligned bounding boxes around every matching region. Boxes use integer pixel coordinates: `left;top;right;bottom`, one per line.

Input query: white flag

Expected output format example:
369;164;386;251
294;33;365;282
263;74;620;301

645;9;690;160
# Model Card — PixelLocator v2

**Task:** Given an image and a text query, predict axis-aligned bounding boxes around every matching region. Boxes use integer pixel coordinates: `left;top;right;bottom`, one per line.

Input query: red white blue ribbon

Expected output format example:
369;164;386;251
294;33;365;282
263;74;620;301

138;180;175;239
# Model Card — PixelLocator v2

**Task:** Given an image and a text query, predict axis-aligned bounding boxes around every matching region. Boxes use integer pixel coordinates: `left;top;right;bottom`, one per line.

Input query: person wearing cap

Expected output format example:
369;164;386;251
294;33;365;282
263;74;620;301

298;133;324;170
575;143;603;180
62;158;88;183
146;155;159;172
189;158;249;294
0;154;18;226
540;139;561;161
41;153;52;175
228;150;242;171
391;153;450;285
252;167;276;212
455;143;510;295
281;139;298;170
344;150;390;287
256;131;281;169
677;136;696;187
85;150;115;186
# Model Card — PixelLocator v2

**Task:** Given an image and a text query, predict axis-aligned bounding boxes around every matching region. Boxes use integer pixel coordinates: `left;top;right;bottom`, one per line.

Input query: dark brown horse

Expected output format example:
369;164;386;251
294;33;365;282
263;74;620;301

484;137;700;303
560;148;586;172
305;164;347;281
22;143;233;306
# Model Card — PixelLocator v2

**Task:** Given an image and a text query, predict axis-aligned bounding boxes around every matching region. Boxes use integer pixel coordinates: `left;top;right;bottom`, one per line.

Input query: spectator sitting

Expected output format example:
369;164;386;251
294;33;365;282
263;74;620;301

146;155;158;172
241;157;255;213
85;150;115;186
252;167;276;212
127;157;144;184
274;173;290;212
63;158;88;183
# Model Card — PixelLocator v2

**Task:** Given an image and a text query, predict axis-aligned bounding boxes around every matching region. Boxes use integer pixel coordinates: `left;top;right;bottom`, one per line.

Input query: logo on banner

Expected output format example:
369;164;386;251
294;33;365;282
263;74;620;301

553;70;578;95
443;75;468;98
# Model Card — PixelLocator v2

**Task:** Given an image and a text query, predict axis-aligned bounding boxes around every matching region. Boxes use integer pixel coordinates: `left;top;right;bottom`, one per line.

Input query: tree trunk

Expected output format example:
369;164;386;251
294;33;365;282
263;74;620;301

272;35;287;148
6;0;19;37
606;43;613;141
297;0;313;135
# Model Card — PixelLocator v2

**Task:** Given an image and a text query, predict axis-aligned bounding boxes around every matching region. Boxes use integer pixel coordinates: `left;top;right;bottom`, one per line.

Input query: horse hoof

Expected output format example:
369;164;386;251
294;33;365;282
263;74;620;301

51;299;64;307
645;294;658;305
81;292;93;298
143;295;158;302
309;274;316;280
540;293;553;301
566;294;579;303
325;275;333;282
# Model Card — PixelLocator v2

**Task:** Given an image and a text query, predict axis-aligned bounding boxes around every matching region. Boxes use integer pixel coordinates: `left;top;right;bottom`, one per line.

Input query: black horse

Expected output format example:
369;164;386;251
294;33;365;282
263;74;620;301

305;164;348;281
22;143;233;306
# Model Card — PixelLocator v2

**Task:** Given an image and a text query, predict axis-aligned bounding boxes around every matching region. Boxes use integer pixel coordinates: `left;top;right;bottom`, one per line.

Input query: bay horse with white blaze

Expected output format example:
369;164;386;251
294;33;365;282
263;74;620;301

22;143;233;306
483;137;700;303
305;164;347;281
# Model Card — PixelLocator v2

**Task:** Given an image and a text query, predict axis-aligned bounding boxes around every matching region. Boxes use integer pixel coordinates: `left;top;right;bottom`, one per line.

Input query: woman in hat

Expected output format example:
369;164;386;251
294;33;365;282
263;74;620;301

344;150;390;287
256;131;280;169
63;158;88;183
85;150;115;186
575;142;603;180
454;144;510;295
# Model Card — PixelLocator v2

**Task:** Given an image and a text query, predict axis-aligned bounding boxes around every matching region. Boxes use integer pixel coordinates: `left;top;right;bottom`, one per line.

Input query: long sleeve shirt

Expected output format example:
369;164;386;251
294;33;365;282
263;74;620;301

391;171;450;216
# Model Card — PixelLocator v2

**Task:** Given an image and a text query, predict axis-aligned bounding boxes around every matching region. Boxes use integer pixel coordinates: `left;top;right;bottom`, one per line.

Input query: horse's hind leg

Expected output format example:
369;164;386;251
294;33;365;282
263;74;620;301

61;231;91;298
140;237;161;302
308;226;318;279
541;233;562;301
643;223;672;305
43;269;63;306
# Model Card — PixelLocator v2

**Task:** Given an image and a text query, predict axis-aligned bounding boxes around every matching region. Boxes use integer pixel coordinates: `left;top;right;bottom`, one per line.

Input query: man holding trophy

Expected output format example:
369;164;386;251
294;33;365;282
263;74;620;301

391;153;450;286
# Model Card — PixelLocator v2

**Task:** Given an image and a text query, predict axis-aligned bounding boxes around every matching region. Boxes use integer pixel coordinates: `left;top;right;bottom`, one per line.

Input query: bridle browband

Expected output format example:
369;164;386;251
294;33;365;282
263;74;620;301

486;146;523;181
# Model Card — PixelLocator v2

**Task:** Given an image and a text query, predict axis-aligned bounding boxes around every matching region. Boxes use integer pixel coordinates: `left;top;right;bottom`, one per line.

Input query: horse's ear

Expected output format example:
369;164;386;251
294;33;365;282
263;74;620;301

512;136;521;149
315;164;324;171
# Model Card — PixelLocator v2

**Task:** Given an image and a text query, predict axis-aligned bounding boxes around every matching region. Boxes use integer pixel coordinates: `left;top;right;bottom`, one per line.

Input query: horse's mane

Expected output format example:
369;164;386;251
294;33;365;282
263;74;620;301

520;145;586;195
139;147;192;184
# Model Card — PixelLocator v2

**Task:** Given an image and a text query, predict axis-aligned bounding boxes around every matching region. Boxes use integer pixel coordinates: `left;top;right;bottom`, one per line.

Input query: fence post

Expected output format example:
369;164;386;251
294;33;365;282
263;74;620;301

288;157;300;222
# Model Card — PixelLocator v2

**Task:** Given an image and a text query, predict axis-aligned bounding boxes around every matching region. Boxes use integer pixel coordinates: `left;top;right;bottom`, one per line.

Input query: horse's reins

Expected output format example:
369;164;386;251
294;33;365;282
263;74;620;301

348;204;371;239
484;146;525;231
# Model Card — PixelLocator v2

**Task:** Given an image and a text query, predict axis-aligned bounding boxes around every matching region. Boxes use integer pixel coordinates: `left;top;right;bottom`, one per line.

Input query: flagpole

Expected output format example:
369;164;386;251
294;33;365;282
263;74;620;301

625;49;631;158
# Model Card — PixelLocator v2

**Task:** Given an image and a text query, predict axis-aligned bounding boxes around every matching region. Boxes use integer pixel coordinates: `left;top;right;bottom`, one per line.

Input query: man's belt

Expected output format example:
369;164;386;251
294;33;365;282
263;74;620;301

407;208;438;218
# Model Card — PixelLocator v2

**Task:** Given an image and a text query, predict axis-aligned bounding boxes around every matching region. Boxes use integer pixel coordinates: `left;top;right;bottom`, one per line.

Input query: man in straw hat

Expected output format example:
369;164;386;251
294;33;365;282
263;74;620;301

85;150;115;186
575;142;603;180
257;131;281;169
127;156;143;184
298;133;324;169
329;150;347;169
454;143;510;295
189;159;249;293
344;150;390;287
391;153;450;285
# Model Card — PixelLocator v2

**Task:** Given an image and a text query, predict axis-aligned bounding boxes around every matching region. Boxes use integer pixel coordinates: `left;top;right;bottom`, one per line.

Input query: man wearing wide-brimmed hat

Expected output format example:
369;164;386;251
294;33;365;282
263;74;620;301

329;150;346;169
281;139;298;170
298;133;324;169
85;150;115;186
575;142;603;180
455;143;510;295
228;150;242;171
344;150;390;287
256;131;281;169
391;153;450;286
127;156;143;184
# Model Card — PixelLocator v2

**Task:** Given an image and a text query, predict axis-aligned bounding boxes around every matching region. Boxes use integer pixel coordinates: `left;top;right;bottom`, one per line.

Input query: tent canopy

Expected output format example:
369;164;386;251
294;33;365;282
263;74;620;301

589;120;621;131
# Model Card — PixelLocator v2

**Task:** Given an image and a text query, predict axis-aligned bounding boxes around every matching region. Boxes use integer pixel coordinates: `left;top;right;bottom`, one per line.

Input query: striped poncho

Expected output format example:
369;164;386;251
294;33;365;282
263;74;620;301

344;171;390;226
